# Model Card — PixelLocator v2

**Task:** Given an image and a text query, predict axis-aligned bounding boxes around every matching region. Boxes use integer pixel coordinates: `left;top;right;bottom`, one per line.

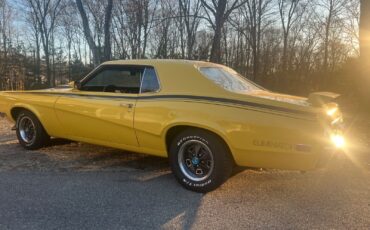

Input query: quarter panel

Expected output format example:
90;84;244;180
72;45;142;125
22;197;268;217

134;99;324;170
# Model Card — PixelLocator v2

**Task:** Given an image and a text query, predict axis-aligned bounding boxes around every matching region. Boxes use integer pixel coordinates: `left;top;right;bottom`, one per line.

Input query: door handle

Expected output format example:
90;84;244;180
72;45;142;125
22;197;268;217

119;103;134;109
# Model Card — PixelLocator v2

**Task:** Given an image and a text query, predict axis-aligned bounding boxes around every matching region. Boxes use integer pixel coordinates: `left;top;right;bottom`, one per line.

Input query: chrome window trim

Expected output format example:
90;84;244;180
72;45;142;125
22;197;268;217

139;68;147;94
79;64;162;95
139;66;162;94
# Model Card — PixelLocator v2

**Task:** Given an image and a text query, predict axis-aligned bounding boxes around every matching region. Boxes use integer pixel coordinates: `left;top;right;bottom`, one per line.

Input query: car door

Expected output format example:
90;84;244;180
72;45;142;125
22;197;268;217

54;65;142;147
132;67;166;155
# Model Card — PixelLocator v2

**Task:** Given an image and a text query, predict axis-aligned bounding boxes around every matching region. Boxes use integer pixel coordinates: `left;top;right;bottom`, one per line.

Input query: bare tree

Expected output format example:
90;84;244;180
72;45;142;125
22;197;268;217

152;0;176;58
178;0;202;59
0;0;10;81
316;0;347;71
113;0;156;59
242;0;273;80
359;0;370;105
278;0;306;72
360;0;370;63
61;1;79;81
0;0;10;89
0;0;30;90
201;0;248;63
344;0;360;56
27;11;42;84
26;0;64;87
75;0;113;65
0;0;363;96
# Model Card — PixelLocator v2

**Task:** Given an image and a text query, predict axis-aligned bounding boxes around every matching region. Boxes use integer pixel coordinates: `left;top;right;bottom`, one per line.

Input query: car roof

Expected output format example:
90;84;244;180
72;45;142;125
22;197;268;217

103;59;222;68
101;59;228;96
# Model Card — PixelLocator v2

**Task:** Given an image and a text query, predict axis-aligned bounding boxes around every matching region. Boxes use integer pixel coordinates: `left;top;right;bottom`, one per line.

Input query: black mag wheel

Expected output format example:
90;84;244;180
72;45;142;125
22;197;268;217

169;128;234;193
16;110;50;150
178;139;214;182
18;116;37;145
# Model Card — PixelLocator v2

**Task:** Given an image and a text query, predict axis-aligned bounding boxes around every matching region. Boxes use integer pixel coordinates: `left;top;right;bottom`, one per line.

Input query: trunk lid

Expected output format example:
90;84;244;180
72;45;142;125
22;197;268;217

248;90;310;107
307;92;340;107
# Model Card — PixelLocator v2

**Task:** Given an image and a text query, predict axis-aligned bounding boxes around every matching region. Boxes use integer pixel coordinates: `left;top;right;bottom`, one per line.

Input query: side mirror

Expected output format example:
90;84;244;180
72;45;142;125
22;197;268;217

68;81;75;88
75;80;82;90
69;80;82;90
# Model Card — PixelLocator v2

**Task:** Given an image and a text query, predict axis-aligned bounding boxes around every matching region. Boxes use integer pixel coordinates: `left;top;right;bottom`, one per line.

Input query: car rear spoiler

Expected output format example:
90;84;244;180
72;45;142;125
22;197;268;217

308;92;340;107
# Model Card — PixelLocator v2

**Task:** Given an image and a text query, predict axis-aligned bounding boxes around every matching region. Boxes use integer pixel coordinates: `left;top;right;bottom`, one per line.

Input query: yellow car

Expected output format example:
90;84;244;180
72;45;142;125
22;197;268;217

0;60;344;192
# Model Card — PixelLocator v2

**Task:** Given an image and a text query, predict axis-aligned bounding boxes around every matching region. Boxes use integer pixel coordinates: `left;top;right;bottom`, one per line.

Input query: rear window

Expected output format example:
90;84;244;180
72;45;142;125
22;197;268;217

199;67;262;93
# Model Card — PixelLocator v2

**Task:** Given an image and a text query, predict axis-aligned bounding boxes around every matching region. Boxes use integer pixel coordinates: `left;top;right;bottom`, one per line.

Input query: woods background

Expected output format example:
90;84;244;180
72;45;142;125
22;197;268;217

0;0;369;106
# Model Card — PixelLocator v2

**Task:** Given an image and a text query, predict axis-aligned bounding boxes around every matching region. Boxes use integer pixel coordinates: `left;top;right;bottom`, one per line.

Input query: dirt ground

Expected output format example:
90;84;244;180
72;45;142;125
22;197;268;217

0;114;369;229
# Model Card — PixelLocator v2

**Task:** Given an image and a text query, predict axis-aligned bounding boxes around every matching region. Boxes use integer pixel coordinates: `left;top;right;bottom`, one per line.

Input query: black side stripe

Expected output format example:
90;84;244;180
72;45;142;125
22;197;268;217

20;92;316;117
140;95;315;116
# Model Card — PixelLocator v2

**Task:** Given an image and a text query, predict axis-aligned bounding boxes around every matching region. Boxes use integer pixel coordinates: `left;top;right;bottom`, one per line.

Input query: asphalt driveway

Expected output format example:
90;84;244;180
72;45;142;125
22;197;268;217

0;116;369;229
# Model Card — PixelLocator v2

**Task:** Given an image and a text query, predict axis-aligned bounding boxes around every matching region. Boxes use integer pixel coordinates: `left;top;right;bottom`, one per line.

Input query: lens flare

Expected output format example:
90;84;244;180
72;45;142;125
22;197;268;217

326;107;338;116
331;134;345;148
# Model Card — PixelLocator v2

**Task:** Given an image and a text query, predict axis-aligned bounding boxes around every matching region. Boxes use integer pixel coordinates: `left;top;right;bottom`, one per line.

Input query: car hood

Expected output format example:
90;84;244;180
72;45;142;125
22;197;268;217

1;87;73;95
247;90;310;107
40;86;74;92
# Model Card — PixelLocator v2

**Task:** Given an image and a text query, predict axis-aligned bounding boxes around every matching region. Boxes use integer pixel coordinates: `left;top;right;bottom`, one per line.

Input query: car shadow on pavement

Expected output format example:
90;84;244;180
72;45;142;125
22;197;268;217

1;117;369;229
0;143;204;229
121;172;204;229
48;138;75;146
1;116;369;229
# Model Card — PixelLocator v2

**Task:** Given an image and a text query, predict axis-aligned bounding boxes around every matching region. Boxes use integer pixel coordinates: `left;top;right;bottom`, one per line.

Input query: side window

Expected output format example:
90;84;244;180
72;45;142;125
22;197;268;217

81;66;143;94
140;67;160;93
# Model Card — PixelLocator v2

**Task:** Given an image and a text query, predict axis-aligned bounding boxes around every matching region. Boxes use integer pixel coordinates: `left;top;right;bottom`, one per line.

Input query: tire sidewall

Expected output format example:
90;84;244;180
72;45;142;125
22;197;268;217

15;111;48;149
170;130;232;192
16;112;33;147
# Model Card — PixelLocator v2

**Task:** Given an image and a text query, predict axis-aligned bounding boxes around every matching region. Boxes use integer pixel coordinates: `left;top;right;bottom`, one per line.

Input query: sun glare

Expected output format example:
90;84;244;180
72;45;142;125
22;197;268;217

331;134;346;148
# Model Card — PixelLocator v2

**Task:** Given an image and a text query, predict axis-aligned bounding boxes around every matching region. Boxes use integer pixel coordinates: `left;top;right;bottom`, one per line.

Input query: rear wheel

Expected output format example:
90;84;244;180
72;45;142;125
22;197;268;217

169;129;234;193
16;110;50;150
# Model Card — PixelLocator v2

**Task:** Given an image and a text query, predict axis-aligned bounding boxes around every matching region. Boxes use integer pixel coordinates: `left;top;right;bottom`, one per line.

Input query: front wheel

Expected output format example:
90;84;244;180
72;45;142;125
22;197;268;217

169;129;234;193
16;110;50;150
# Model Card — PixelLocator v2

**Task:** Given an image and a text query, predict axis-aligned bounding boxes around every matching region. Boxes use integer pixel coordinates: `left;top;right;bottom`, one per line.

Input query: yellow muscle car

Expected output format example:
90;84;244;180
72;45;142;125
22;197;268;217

0;60;345;192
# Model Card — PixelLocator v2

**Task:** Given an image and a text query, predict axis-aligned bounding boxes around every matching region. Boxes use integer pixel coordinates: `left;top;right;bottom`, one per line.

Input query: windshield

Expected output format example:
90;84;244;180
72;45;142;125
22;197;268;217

199;67;263;93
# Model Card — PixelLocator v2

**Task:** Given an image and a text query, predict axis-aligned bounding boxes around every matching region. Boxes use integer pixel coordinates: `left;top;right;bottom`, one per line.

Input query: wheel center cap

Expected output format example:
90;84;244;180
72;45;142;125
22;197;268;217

192;157;200;165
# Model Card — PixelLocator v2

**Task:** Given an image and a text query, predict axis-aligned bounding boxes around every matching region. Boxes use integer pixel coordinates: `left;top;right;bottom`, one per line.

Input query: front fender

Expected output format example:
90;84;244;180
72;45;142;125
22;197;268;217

11;103;43;122
2;92;64;137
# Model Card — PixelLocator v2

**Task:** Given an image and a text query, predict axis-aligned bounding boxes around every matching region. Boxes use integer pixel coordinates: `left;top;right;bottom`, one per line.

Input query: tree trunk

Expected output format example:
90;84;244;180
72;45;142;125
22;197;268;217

35;32;40;84
210;18;224;63
209;0;227;63
323;1;333;72
360;0;370;64
76;0;100;66
359;0;370;107
103;0;113;62
68;38;71;82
